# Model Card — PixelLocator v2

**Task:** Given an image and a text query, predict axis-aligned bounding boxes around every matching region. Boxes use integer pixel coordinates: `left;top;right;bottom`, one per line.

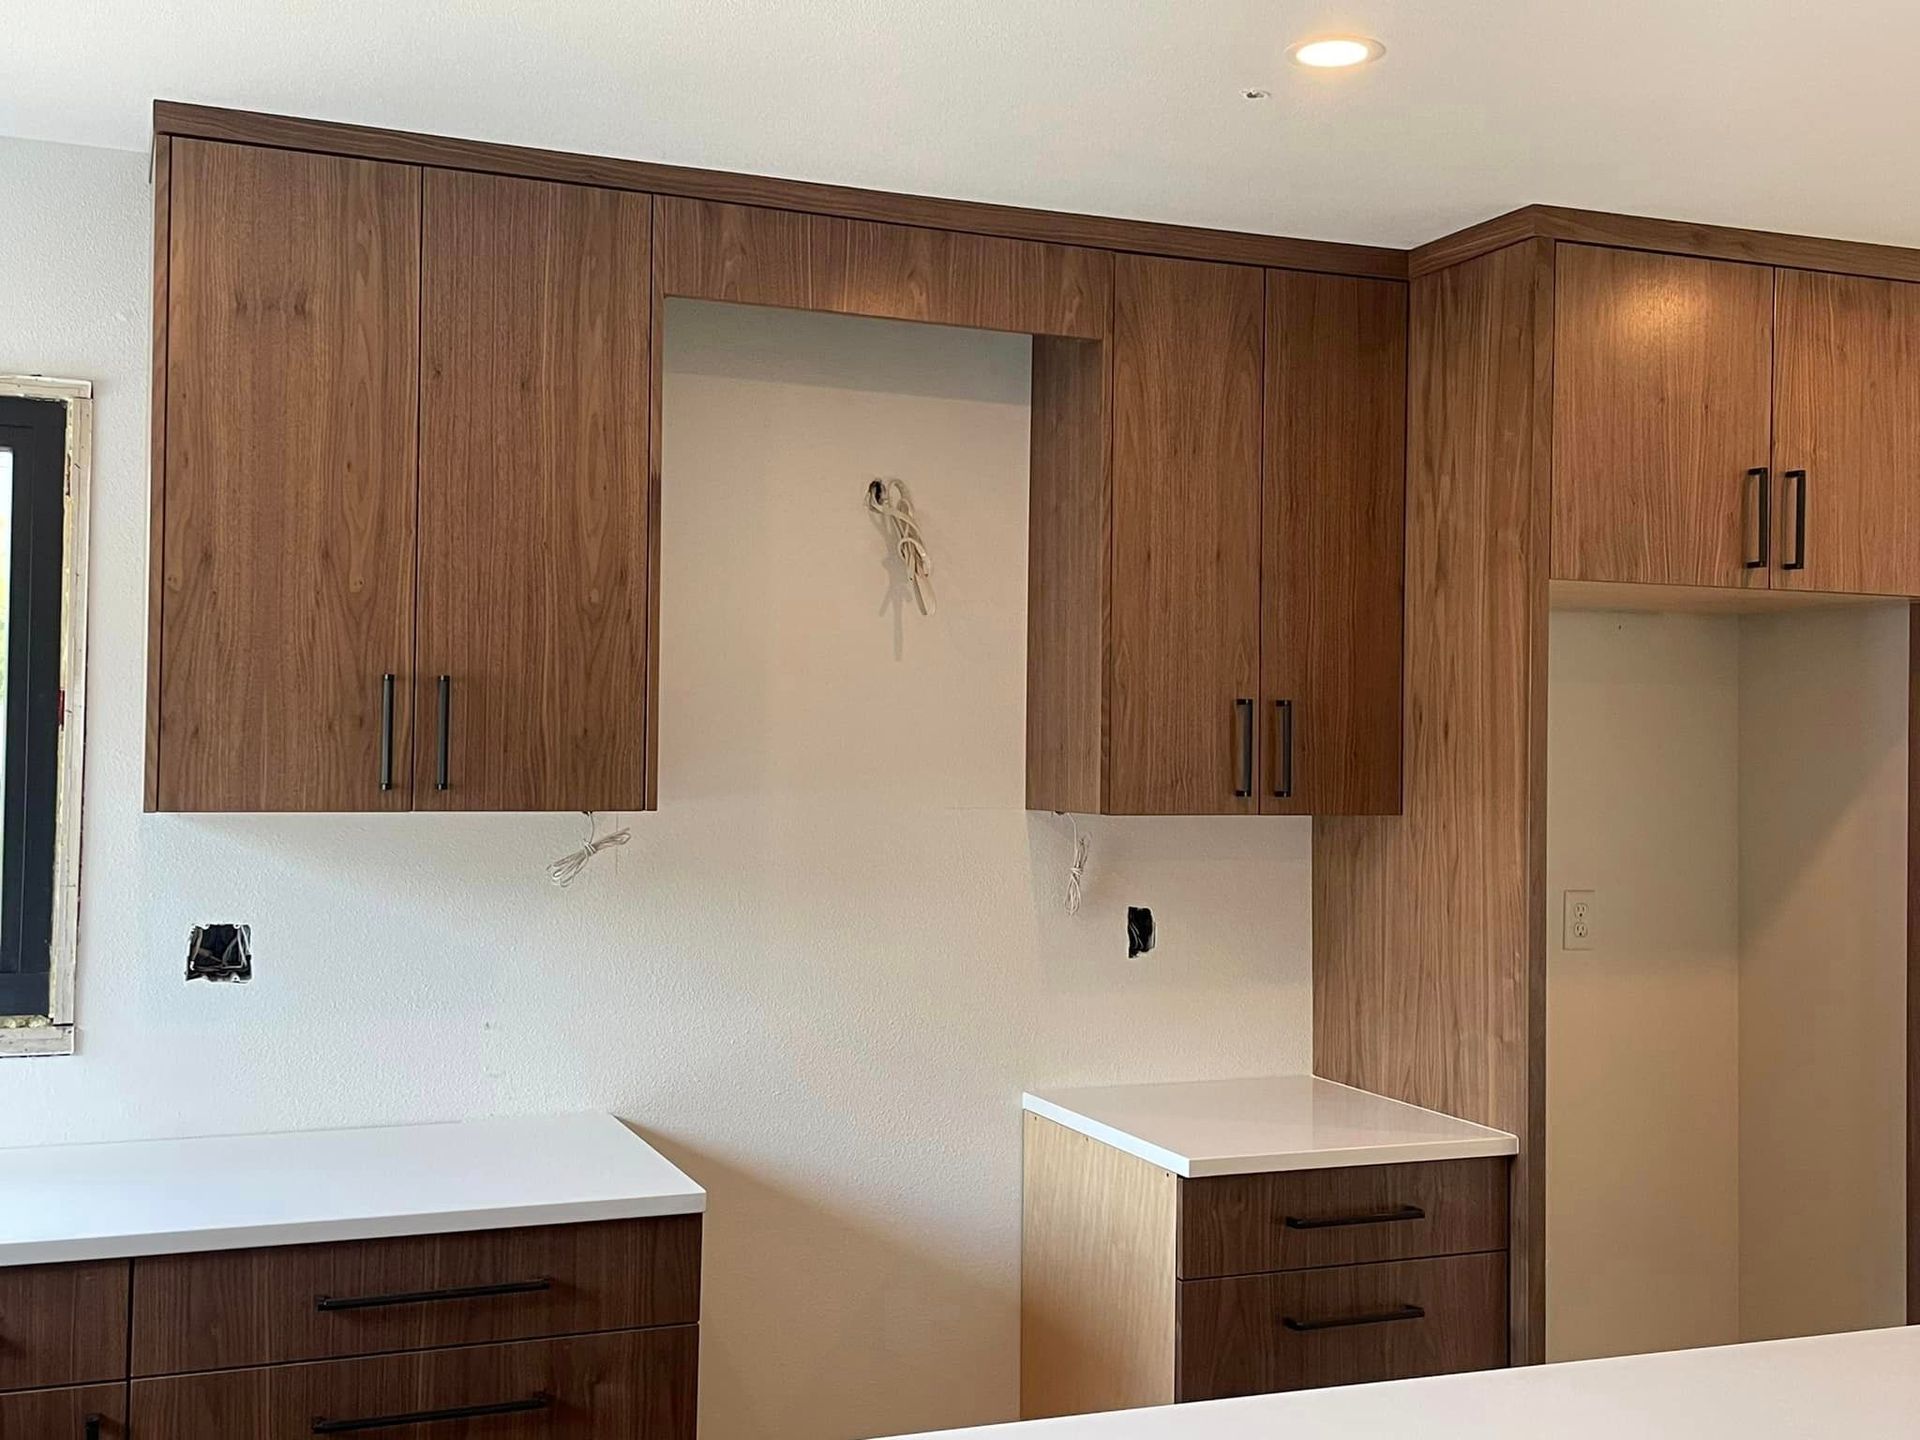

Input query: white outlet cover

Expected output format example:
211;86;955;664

1563;889;1596;951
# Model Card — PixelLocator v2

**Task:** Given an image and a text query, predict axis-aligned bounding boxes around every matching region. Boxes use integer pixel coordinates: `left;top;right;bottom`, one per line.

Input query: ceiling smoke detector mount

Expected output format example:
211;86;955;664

1287;35;1385;69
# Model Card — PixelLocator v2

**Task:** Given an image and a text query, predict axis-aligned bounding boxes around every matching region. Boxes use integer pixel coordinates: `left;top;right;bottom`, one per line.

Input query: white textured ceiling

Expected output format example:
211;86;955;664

5;1;1918;250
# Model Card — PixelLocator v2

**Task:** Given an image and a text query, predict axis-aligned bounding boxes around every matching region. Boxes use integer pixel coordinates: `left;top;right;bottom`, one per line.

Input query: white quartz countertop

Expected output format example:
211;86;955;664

1022;1076;1517;1177
0;1112;704;1266
889;1327;1920;1438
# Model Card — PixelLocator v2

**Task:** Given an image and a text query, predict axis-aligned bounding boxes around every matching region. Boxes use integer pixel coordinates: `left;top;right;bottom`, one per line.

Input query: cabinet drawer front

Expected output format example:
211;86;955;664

1176;1252;1507;1402
0;1382;127;1439
0;1260;130;1392
131;1217;700;1375
131;1328;695;1440
1178;1158;1507;1278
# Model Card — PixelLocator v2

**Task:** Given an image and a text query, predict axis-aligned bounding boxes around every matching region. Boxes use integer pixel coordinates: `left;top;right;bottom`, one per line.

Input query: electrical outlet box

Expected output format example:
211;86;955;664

1563;890;1596;951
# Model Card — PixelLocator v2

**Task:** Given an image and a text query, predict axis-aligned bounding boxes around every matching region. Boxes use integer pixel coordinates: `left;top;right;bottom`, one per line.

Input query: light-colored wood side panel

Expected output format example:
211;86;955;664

1550;244;1774;589
159;140;421;811
1021;1114;1177;1420
1262;270;1407;816
1026;336;1112;813
145;133;172;813
653;195;811;309
1773;269;1920;598
1313;240;1554;1366
1107;253;1264;815
417;170;652;811
809;216;1108;338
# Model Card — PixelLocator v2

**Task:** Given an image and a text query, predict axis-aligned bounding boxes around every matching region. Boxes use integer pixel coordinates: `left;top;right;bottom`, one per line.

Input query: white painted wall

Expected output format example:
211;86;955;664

1546;603;1909;1363
0;137;1314;1440
1545;610;1744;1362
1738;608;1908;1342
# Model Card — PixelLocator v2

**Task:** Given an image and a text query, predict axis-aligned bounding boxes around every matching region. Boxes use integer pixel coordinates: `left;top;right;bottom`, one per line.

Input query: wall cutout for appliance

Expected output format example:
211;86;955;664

1127;906;1156;958
185;924;252;982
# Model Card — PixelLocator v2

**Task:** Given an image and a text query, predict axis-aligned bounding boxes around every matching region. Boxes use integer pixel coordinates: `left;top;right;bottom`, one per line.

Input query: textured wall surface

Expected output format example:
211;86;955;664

0;137;1313;1440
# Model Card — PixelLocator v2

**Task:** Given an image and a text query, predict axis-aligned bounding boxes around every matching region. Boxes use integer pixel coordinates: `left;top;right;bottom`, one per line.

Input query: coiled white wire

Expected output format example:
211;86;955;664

868;478;936;615
548;813;632;887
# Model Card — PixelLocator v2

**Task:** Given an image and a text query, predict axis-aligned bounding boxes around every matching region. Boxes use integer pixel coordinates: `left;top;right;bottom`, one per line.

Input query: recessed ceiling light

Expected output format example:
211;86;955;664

1287;35;1385;69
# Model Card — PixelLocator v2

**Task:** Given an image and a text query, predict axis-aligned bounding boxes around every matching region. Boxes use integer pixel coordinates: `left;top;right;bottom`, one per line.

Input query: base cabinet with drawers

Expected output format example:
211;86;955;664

1020;1102;1514;1419
0;1217;699;1440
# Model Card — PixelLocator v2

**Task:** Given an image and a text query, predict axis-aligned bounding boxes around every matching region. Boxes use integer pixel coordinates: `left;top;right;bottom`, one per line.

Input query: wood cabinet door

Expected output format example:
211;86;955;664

1773;269;1920;596
1551;245;1774;588
158;140;420;811
1108;255;1264;814
0;1383;127;1440
0;1259;129;1392
417;171;652;811
1176;1252;1507;1402
131;1329;696;1440
1262;271;1406;816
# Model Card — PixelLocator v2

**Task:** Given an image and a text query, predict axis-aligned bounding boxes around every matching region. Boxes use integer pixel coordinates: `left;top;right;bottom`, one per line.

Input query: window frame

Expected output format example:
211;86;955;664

0;376;92;1058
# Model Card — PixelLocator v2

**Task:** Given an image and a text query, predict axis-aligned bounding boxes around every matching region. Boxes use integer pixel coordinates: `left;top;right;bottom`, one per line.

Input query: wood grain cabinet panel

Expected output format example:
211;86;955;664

131;1328;696;1440
416;169;653;811
130;1216;701;1375
1262;271;1406;815
155;139;421;811
1107;254;1265;814
0;1383;127;1439
1176;1252;1508;1402
1551;245;1774;588
0;1260;129;1392
1178;1157;1509;1280
809;215;1109;338
654;196;813;310
1773;269;1920;597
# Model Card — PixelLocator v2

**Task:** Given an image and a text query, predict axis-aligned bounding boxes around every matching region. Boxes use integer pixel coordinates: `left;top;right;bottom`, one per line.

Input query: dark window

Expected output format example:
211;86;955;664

0;397;67;1020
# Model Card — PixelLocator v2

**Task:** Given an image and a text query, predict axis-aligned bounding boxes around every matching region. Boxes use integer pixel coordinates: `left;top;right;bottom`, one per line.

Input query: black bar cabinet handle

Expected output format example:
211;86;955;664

84;1418;102;1440
378;674;395;791
1233;698;1254;798
1283;1303;1426;1334
1783;468;1808;571
315;1275;553;1312
1284;1203;1426;1230
1745;467;1770;569
1272;699;1295;800
435;674;451;791
311;1394;552;1434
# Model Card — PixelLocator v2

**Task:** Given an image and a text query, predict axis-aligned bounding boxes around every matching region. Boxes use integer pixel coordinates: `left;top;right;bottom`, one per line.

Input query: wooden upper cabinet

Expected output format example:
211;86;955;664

1262;271;1406;816
155;140;421;811
1551;245;1774;588
654;196;1110;339
1108;254;1264;815
416;170;653;811
1772;269;1920;596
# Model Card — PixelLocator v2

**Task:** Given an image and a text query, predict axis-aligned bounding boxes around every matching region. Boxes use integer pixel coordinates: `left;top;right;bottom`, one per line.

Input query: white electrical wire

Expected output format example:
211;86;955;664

868;478;936;615
1059;812;1089;916
548;812;632;888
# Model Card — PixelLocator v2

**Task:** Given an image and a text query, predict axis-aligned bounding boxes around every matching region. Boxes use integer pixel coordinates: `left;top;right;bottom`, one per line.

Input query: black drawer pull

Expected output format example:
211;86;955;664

1284;1203;1425;1230
84;1418;102;1440
378;673;396;791
435;674;452;790
314;1276;553;1312
312;1394;551;1434
1744;466;1770;569
1233;697;1255;798
1783;468;1808;572
1284;1303;1426;1333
